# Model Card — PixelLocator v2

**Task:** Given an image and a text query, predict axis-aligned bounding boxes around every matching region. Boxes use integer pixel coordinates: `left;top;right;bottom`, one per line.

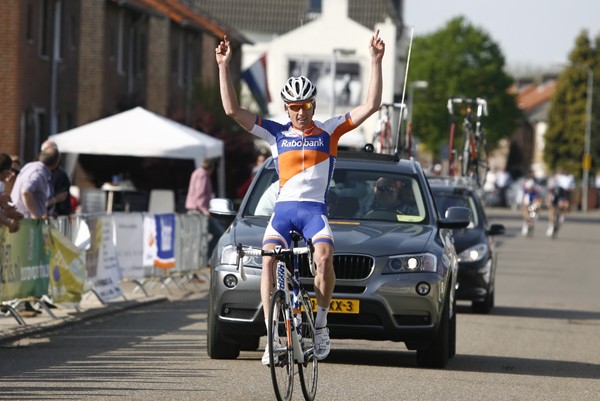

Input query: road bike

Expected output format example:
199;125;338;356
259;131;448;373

373;103;405;156
236;232;318;401
447;97;489;187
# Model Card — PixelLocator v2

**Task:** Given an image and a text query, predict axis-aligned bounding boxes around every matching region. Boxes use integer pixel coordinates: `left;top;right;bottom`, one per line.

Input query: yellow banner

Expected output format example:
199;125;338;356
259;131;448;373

49;227;87;303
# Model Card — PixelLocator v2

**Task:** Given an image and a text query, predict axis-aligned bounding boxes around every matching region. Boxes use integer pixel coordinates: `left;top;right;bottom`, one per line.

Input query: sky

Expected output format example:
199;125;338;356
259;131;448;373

404;0;600;71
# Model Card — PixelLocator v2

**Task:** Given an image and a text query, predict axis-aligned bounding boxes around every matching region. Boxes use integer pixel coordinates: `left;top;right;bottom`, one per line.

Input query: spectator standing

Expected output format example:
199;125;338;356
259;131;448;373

0;154;23;232
41;140;71;216
185;159;223;257
236;150;269;199
0;154;21;197
495;168;512;207
11;146;62;219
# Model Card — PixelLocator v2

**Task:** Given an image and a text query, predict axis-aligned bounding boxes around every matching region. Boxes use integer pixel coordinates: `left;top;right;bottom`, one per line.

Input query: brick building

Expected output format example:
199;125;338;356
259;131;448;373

0;0;248;163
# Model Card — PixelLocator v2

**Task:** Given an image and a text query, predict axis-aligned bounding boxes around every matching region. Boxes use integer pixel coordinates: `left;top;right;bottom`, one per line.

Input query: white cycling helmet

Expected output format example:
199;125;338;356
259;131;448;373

280;76;317;103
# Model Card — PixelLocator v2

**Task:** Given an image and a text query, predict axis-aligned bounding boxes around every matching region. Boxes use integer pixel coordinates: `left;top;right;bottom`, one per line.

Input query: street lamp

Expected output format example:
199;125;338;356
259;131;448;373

330;48;356;116
568;63;594;212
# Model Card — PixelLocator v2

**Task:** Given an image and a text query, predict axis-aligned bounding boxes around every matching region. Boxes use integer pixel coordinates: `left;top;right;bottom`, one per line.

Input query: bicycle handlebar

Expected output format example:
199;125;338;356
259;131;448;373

236;244;316;280
447;97;488;117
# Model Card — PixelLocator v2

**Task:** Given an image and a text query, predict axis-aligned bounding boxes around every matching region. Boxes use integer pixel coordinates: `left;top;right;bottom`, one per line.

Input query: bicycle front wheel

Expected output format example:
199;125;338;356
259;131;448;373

269;290;294;401
298;290;318;401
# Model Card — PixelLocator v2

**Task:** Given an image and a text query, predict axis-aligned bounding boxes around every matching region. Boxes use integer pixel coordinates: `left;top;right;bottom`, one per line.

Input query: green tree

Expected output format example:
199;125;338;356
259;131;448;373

407;17;521;156
544;30;598;178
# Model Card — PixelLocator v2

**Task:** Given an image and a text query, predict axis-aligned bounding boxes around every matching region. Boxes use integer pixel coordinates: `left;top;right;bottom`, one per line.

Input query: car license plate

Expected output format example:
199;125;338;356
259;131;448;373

310;298;360;314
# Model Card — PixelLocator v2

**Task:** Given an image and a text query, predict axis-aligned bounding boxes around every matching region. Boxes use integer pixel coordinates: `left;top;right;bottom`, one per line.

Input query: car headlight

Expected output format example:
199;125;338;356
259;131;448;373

383;253;438;274
458;243;489;263
220;245;263;267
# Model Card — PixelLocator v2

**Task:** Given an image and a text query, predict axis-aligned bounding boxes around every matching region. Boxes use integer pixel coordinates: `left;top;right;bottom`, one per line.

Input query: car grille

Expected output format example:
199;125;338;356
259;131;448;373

297;254;374;280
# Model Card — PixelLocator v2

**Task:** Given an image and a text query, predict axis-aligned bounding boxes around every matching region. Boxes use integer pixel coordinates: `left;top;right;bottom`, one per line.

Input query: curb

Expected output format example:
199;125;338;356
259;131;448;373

0;296;169;345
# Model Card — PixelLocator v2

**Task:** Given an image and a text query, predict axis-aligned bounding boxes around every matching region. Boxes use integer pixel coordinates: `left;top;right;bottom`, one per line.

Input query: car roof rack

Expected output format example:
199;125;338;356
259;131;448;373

427;175;476;188
338;150;398;163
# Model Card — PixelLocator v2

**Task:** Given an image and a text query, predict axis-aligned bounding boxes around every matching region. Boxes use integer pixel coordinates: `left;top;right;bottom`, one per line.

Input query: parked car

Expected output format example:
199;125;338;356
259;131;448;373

207;152;470;368
427;177;505;313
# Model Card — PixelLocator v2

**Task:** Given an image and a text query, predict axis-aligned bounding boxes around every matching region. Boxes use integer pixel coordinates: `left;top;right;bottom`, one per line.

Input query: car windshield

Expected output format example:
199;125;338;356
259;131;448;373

432;191;478;228
244;166;428;223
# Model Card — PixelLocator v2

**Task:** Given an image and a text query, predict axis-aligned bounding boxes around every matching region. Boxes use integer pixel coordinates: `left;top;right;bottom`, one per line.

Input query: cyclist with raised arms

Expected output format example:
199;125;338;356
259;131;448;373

216;30;385;364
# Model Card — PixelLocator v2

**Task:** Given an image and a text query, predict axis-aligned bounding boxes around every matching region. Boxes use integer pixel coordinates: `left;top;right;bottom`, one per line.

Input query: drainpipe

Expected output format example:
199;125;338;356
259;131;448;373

49;0;62;135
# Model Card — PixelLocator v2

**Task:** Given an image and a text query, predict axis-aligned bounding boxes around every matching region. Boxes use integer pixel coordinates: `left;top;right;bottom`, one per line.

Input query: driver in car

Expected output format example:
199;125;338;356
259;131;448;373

366;177;418;219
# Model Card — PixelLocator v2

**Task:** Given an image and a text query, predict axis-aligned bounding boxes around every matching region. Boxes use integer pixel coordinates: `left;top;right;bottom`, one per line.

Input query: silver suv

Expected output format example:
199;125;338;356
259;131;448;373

207;153;469;368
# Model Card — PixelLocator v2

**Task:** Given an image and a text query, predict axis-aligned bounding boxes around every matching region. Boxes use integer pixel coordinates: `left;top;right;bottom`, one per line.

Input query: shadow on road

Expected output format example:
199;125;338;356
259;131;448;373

321;347;600;380
489;305;600;321
457;304;600;321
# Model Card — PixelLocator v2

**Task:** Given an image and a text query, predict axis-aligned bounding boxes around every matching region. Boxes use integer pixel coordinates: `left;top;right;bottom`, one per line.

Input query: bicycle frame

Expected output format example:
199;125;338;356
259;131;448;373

374;103;404;155
236;241;316;364
447;97;488;185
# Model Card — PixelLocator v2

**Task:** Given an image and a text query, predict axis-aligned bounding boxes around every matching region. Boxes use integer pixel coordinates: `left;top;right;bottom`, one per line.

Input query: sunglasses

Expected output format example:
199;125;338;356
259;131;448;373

376;185;395;193
288;101;313;112
10;168;20;174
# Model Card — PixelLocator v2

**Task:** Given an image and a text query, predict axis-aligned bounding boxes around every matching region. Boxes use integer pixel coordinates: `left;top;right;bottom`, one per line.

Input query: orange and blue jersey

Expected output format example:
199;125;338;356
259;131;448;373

251;113;356;204
251;113;356;247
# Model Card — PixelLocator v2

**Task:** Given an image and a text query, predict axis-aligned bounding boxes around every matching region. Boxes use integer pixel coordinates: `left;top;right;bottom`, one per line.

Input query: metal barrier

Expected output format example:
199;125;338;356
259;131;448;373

0;211;210;325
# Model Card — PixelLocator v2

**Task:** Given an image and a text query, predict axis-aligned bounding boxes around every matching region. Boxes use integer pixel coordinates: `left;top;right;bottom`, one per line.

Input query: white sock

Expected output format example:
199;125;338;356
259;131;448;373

315;305;329;329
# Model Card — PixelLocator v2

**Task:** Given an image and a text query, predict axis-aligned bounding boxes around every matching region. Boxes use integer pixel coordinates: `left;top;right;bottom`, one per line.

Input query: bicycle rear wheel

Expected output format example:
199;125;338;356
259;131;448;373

298;290;318;401
474;136;488;188
269;290;294;401
460;127;472;178
552;210;561;239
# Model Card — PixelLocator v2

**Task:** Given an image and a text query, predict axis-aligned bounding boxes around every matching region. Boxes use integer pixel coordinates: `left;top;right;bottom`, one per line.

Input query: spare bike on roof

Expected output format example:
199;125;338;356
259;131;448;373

447;97;489;187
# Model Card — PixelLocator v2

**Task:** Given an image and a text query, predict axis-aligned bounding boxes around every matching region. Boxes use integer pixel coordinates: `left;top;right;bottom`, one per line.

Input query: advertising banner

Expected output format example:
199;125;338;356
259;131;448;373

112;213;144;280
48;227;87;303
90;216;123;301
154;214;175;268
0;219;50;301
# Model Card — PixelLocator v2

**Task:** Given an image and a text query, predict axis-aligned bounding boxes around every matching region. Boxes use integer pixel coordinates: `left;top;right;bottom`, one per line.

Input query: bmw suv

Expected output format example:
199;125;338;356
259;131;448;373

208;152;470;368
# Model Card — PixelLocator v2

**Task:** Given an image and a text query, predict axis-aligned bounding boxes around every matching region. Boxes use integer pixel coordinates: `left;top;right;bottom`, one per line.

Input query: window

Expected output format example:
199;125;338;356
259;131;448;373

39;0;51;57
308;0;322;13
117;10;125;75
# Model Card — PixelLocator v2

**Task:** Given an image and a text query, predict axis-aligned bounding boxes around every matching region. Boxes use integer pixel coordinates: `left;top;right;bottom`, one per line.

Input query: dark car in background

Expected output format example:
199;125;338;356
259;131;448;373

428;177;505;314
208;153;470;368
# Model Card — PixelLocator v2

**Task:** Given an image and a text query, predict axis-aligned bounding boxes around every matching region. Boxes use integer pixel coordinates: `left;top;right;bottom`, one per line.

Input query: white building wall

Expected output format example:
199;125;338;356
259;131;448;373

238;0;399;148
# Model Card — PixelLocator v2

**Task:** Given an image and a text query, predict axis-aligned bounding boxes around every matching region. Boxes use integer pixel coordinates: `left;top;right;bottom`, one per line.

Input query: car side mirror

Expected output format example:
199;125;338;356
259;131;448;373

209;198;236;216
438;206;471;229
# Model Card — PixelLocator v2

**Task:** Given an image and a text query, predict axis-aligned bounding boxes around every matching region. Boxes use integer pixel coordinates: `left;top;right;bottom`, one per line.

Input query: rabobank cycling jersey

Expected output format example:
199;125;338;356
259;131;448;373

251;114;356;204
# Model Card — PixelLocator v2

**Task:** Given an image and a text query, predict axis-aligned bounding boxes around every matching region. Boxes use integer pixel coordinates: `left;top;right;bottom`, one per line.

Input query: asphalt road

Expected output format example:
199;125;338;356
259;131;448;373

0;208;598;400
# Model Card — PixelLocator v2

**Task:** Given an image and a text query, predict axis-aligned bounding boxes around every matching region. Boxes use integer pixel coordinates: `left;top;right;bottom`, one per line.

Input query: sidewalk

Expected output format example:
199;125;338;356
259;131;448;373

0;270;210;345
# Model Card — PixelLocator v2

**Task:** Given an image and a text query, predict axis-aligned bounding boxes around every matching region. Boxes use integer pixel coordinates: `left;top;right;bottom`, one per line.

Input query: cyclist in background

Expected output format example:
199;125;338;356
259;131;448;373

546;168;575;236
216;30;385;364
521;170;541;236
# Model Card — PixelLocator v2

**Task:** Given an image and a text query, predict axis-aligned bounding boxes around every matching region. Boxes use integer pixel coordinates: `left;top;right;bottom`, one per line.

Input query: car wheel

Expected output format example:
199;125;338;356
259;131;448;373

416;291;450;369
448;292;457;359
472;287;494;314
207;290;240;359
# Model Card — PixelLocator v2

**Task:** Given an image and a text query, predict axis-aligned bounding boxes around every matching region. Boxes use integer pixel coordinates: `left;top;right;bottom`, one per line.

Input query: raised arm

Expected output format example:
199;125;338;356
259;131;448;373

349;29;385;127
216;36;256;132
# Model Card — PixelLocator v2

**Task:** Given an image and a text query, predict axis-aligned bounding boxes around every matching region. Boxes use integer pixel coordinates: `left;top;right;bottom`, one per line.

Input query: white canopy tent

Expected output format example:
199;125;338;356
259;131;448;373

50;107;225;197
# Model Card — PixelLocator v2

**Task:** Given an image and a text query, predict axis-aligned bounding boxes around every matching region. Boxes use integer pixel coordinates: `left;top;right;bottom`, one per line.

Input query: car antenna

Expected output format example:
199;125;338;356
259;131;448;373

393;26;414;162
